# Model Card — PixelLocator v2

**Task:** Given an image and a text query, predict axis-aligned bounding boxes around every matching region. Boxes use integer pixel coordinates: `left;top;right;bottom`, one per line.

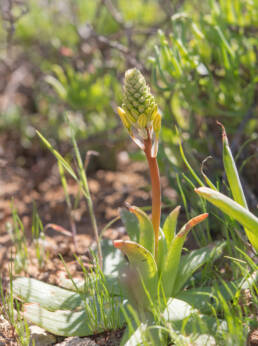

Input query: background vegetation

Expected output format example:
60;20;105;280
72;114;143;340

1;0;257;191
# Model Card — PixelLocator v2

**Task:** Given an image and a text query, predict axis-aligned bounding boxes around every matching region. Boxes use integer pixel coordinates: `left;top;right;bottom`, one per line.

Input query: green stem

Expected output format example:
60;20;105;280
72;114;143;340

144;132;161;260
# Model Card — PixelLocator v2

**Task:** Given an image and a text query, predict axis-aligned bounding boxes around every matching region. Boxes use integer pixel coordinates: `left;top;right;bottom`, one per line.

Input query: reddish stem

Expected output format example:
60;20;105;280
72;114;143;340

144;132;161;259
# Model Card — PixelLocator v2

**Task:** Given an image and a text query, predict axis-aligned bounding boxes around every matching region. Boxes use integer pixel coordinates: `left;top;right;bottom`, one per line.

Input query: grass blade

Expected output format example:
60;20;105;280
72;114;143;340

36;130;77;181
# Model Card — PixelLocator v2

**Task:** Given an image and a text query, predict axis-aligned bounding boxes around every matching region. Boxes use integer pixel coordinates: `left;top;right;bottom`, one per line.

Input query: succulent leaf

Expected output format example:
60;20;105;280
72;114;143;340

195;187;258;252
128;205;155;255
157;229;167;273
161;214;208;297
24;303;94;336
162;206;181;246
173;241;226;295
176;270;258;314
23;298;124;337
218;122;248;208
12;277;85;311
217;122;256;253
113;240;158;295
120;208;139;242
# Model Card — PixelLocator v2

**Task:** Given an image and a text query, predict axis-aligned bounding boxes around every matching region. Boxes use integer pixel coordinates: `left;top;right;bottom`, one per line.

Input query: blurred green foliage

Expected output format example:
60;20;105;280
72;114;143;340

0;0;166;146
149;0;258;218
152;0;257;144
0;0;257;185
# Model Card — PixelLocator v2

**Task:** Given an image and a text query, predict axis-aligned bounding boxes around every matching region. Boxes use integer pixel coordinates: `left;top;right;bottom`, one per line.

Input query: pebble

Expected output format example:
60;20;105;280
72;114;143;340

55;336;97;346
29;325;56;346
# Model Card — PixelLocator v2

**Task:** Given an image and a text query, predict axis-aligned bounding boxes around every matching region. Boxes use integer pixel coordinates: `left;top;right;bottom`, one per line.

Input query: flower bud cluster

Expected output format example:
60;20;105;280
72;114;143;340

118;68;161;140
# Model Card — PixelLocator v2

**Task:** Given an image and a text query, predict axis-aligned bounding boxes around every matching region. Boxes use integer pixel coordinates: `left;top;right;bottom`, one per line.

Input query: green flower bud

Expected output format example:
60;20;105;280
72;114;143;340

118;68;160;139
123;68;156;121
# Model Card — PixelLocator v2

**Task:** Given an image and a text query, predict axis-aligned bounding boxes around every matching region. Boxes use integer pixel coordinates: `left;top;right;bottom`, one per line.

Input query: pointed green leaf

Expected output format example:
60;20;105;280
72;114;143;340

218;122;247;208
195;187;258;252
120;208;139;242
114;240;157;292
218;123;257;252
128;206;155;255
173;241;226;295
161;214;208;297
162;206;181;246
157;229;167;273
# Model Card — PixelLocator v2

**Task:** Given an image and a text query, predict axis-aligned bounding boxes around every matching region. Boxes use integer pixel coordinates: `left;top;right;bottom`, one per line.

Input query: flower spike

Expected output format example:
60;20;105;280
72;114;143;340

118;68;161;144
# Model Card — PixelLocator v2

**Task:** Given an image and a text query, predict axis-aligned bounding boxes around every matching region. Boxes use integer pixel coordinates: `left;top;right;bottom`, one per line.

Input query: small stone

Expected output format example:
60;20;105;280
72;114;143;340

29;325;56;346
55;336;97;346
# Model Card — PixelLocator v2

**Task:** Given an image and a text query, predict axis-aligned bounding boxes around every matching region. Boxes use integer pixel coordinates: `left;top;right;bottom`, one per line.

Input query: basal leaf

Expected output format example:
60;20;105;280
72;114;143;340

173;241;226;295
157;229;168;273
161;214;208;297
163;299;227;340
128;206;155;255
12;277;85;311
23;303;95;336
120;208;139;242
176;270;257;314
113;240;157;295
162;206;181;246
23;298;124;337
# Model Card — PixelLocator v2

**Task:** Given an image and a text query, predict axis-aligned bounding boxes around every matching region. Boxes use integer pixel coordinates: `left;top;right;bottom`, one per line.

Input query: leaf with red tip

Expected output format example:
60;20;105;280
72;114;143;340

161;214;208;297
177;213;208;238
114;240;157;295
